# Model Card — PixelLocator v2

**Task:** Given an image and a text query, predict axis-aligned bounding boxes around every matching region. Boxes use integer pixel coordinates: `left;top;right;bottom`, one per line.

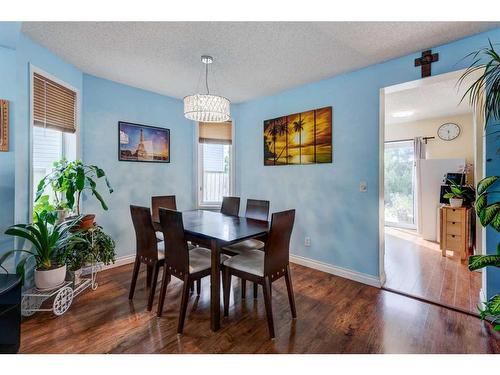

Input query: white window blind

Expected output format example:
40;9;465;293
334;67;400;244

33;72;76;134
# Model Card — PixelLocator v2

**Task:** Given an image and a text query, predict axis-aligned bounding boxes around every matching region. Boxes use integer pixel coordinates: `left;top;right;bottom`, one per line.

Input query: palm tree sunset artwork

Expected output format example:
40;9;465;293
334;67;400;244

263;106;332;165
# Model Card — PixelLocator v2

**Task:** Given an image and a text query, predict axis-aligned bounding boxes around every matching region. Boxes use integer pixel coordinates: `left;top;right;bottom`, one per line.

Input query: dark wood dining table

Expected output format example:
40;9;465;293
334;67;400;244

155;209;269;331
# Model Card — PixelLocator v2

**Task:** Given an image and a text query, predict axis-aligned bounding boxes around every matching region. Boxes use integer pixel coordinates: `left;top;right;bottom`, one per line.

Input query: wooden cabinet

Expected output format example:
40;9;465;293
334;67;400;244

439;206;473;260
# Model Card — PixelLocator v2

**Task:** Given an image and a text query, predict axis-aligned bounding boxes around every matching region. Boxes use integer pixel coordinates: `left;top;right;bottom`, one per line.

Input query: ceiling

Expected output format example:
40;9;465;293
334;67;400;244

22;22;499;103
385;72;474;125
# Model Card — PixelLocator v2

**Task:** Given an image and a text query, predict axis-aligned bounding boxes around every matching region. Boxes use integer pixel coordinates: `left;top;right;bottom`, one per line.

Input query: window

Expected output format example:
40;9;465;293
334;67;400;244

31;71;77;206
197;121;233;207
384;140;415;228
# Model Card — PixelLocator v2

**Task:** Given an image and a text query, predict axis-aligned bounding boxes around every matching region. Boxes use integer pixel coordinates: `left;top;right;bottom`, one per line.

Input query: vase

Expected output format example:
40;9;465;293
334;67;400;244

449;198;463;208
34;264;67;290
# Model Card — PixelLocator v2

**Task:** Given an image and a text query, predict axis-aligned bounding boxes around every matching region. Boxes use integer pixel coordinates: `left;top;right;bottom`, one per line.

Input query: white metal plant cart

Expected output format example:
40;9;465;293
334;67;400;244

21;263;99;317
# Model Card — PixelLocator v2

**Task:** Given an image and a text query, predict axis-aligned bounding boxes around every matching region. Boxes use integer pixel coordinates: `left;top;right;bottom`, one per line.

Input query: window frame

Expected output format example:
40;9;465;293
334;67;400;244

29;64;81;218
195;121;235;209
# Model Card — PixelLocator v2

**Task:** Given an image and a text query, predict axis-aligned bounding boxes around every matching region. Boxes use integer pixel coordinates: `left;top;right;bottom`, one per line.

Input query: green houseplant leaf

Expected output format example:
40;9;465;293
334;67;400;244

478;202;500;227
477;176;499;195
469;254;500;271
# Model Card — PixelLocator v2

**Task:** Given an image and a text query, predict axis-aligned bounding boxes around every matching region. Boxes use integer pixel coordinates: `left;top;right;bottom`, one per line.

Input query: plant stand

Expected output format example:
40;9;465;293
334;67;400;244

21;262;98;317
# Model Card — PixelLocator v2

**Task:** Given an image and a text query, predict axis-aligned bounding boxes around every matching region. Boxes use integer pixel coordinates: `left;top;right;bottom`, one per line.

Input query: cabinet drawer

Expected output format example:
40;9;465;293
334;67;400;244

446;221;463;236
446;234;464;251
445;209;464;223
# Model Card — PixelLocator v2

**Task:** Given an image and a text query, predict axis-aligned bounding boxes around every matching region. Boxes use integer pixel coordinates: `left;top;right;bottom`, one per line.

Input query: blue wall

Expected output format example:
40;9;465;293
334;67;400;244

0;46;17;250
82;75;194;258
233;28;500;293
14;34;83;227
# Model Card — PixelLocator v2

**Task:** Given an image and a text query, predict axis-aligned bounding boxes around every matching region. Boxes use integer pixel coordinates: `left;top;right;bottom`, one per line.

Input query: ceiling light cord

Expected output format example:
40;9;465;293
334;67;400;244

205;63;210;94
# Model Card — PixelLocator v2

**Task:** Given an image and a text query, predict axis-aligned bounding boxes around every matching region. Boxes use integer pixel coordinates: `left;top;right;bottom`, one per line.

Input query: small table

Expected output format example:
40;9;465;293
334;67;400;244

157;209;269;331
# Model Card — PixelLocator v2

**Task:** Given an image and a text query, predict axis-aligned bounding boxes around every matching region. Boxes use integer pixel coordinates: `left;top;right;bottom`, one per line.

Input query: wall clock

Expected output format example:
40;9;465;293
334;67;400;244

437;122;460;141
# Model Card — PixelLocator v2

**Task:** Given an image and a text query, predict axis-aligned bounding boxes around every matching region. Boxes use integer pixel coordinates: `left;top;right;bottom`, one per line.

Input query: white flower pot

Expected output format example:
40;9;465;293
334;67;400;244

449;198;463;208
73;268;83;285
56;209;68;224
34;264;67;290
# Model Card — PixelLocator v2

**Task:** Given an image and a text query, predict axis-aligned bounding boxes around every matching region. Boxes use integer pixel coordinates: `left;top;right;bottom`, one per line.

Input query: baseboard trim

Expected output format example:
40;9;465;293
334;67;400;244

289;254;382;288
82;254;135;275
85;253;382;288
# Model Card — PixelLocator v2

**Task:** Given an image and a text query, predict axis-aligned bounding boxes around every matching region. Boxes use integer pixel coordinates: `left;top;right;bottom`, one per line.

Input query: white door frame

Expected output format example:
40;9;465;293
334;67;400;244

378;68;486;299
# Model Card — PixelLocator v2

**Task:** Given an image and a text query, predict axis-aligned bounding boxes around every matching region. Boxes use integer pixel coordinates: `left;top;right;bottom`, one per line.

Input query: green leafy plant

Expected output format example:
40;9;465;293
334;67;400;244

65;226;116;270
0;215;84;280
32;194;58;225
460;39;500;331
35;159;113;215
443;179;467;200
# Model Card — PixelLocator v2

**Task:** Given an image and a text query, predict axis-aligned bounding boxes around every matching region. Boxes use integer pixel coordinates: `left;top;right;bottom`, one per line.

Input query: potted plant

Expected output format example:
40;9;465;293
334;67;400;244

443;180;467;207
35;159;113;229
0;215;84;290
65;226;116;283
459;39;500;330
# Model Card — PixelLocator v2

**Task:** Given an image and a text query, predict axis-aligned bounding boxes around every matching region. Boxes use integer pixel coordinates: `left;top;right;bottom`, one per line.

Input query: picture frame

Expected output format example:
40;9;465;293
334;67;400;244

0;99;9;152
118;121;170;163
263;106;332;166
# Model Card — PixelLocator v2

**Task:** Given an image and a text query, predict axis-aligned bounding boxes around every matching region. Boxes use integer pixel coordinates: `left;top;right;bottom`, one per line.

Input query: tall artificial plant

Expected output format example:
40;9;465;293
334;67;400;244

459;39;500;331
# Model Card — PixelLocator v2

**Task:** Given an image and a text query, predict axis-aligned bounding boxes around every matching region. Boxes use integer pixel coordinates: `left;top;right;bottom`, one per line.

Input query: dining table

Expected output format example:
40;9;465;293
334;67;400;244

155;209;269;331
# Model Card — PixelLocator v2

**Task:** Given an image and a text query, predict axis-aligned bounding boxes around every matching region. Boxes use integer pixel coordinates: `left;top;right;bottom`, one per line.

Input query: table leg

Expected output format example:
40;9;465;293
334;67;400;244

210;238;221;331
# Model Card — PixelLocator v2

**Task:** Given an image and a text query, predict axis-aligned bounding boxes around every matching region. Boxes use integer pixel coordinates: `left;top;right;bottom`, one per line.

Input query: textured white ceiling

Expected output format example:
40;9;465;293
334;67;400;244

385;74;472;125
22;22;499;103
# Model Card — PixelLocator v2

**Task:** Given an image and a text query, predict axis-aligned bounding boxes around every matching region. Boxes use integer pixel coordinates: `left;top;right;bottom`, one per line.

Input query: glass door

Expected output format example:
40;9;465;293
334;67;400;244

384;140;416;228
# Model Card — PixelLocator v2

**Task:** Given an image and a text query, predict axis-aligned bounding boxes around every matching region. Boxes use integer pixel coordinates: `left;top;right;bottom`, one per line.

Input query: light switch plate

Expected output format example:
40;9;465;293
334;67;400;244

305;236;311;247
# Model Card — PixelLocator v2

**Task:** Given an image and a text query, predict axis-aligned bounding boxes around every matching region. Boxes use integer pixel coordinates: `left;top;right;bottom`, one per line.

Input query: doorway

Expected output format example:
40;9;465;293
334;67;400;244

379;69;486;314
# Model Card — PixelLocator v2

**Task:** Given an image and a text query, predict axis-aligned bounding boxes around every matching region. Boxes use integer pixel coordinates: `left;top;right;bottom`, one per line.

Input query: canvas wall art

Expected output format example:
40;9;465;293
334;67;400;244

118;121;170;162
263;106;332;166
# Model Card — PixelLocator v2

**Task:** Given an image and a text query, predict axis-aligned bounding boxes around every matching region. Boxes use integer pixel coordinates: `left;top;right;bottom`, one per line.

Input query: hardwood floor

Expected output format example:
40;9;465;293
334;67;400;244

384;227;482;314
20;262;498;354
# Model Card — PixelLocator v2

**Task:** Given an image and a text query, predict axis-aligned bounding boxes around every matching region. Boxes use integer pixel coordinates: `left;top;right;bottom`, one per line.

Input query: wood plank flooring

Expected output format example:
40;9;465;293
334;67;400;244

19;262;498;353
384;227;482;314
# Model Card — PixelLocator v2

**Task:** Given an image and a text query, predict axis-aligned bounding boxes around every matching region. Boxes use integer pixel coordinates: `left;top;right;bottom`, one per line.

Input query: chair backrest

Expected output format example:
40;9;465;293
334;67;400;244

130;205;159;264
264;209;295;277
158;208;189;276
151;195;177;224
220;196;240;216
245;199;270;221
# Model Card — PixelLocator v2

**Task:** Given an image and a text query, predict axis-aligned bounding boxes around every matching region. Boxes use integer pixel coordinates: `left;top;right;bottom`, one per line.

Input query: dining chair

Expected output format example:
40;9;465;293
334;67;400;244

156;208;229;334
220;196;240;216
151;195;176;236
222;199;270;298
222;209;296;339
129;205;165;311
152;195;200;292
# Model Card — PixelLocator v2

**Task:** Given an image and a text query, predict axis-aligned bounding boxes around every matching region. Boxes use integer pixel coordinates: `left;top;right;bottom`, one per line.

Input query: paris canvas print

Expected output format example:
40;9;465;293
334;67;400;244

118;121;170;162
263;106;332;165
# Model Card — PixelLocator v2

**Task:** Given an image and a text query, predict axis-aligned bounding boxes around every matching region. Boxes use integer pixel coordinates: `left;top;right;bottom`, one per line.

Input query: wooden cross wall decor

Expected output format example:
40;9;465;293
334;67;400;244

414;50;439;78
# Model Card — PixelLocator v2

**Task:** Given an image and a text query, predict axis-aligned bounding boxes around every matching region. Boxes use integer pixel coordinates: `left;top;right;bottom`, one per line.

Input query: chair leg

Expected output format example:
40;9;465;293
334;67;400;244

177;276;191;334
157;266;170;317
284;265;297;318
241;279;246;299
253;283;258;299
146;265;153;288
190;281;194;293
128;258;140;300
262;276;275;339
196;279;201;295
147;263;160;311
223;267;231;316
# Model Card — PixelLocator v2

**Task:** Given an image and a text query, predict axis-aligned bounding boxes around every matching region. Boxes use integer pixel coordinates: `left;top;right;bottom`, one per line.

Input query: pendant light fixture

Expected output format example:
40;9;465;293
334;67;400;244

183;55;231;123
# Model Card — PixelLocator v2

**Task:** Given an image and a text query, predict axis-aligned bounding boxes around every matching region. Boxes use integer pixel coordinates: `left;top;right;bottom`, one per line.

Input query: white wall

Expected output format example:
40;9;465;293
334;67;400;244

386;113;474;182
